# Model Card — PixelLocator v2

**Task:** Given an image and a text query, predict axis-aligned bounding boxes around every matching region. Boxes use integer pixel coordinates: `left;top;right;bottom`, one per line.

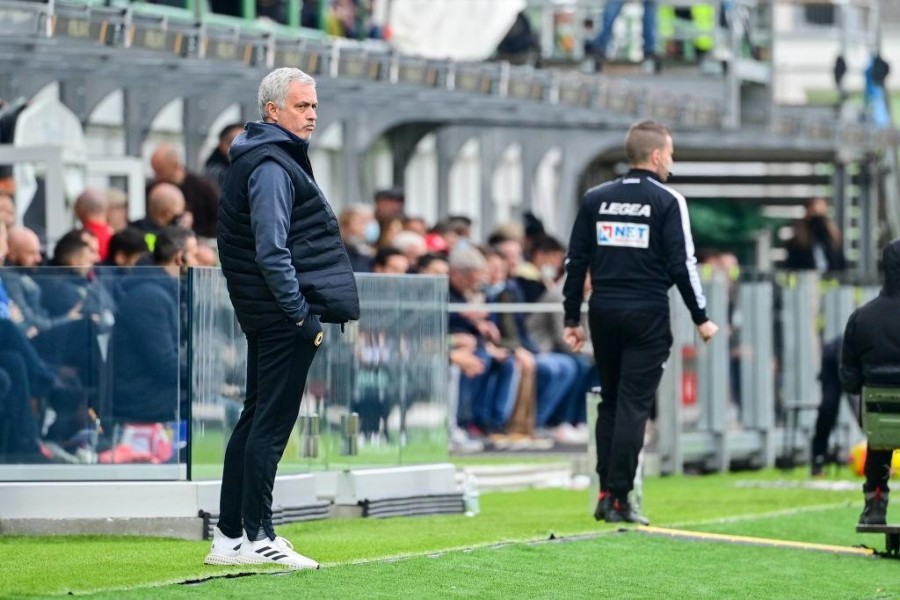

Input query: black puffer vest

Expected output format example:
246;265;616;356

218;132;359;333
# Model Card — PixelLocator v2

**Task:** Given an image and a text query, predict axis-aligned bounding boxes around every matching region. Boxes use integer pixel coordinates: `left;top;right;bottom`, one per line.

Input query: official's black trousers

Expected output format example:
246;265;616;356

589;308;671;499
218;318;319;540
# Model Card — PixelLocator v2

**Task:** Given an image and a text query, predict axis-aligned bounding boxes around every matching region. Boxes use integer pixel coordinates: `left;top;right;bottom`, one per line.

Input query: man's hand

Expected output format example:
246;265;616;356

564;325;585;353
696;320;719;343
450;348;486;377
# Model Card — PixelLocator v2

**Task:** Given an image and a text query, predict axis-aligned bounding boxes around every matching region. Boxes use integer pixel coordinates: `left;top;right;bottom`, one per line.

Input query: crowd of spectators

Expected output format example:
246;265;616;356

0;140;597;463
0;142;214;464
336;188;595;451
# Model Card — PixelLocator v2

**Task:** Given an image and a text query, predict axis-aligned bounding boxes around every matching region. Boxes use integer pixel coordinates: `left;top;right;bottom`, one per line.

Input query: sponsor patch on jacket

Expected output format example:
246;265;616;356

598;201;651;217
597;221;649;248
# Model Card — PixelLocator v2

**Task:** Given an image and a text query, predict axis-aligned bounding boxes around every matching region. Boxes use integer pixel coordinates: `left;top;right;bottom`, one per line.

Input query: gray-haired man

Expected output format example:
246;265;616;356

207;68;359;569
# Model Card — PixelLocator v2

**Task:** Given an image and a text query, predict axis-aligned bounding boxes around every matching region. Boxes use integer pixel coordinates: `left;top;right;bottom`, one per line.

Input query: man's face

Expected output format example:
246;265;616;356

10;234;41;267
267;82;317;141
377;254;410;275
654;135;674;182
420;259;449;276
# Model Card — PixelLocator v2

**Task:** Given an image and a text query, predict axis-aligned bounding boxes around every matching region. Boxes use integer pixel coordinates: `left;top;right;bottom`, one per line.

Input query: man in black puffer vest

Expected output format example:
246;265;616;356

209;68;359;570
840;238;900;527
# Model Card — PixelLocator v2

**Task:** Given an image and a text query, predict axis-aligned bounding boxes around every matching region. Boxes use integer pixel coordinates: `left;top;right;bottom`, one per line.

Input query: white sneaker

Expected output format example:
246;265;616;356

204;526;243;566
239;535;320;570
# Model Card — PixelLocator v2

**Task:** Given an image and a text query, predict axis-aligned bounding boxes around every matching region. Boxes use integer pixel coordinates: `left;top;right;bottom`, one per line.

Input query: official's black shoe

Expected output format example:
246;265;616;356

594;493;612;521
858;489;889;526
606;499;650;526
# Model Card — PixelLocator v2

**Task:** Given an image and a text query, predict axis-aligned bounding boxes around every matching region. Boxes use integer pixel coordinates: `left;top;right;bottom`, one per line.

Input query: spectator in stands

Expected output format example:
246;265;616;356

586;0;659;73
45;230;113;318
131;183;187;252
447;215;473;242
417;252;449;276
429;220;459;253
106;188;129;233
375;217;403;250
204;123;244;192
402;216;428;237
338;203;376;272
5;226;42;268
448;245;516;436
0;336;50;463
325;0;360;38
784;197;846;273
373;188;405;223
4;227;84;339
391;230;427;271
490;231;544;302
372;246;409;275
74;189;114;261
483;248;539;439
495;10;538;65
101;227;149;268
840;238;900;526
526;235;593;444
111;226;196;426
150;143;219;239
97;227;150;307
485;247;579;440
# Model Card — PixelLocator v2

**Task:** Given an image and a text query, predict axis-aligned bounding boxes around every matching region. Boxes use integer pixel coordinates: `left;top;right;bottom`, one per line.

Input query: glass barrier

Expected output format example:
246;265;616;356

0;266;185;480
189;269;449;480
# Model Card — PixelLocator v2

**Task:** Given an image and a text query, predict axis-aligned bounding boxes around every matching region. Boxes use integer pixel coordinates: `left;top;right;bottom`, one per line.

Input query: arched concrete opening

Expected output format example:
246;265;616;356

532;146;563;238
490;142;522;230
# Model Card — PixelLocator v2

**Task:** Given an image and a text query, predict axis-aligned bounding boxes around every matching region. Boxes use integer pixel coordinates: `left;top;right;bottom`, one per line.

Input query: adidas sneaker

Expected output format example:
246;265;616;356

239;535;320;570
204;526;243;566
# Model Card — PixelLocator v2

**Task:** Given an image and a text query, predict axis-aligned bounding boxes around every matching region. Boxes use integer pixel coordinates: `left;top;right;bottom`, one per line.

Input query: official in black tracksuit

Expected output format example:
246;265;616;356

840;238;900;526
562;120;718;525
210;68;359;569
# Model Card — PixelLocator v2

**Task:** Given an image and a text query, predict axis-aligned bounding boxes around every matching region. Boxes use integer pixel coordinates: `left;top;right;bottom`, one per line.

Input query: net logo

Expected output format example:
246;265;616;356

597;221;650;248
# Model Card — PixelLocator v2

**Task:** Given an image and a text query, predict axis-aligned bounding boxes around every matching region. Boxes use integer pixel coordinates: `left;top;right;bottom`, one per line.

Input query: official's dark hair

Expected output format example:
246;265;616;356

109;227;149;260
153;226;193;265
625;119;671;165
51;229;91;266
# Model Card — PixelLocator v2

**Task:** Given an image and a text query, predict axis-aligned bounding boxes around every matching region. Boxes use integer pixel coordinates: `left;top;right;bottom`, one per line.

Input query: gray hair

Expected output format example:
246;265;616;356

449;245;487;272
258;68;316;120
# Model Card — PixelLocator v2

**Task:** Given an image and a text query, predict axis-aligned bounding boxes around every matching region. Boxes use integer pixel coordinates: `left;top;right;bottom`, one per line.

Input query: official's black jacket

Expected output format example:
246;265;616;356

218;122;359;333
840;238;900;392
562;169;708;326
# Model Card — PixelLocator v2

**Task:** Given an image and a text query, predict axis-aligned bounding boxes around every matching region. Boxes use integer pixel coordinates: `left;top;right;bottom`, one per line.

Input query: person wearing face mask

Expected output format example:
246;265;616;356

563;120;718;526
783;197;846;273
338;204;376;272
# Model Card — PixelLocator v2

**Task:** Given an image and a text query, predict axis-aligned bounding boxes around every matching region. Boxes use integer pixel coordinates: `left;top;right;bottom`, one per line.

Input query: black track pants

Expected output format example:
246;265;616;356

590;308;671;499
217;318;319;540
